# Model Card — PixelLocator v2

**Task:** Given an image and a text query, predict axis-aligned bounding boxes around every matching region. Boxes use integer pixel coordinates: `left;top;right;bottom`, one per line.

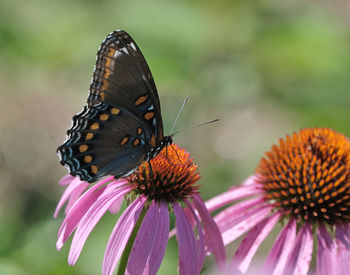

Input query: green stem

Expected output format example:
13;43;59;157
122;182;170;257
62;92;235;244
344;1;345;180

117;206;147;275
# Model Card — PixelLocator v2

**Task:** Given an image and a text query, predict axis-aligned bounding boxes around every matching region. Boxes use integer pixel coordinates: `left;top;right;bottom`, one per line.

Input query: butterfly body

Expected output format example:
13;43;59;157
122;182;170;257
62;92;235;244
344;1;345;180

57;30;172;183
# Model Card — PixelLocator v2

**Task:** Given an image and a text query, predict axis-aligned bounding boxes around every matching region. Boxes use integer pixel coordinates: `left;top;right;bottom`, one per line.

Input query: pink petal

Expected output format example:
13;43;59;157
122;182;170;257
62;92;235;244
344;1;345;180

219;204;273;245
57;181;107;250
284;222;313;275
262;219;296;275
232;212;281;273
109;195;124;214
215;198;265;231
206;183;262;213
126;201;169;275
192;194;226;271
59;174;76;186
185;199;205;275
337;238;350;275
57;177;123;250
54;177;88;218
169;207;196;239
336;223;350;249
173;201;198;275
240;175;259;187
68;186;131;265
144;201;170;275
317;224;337;275
102;196;146;275
65;182;90;215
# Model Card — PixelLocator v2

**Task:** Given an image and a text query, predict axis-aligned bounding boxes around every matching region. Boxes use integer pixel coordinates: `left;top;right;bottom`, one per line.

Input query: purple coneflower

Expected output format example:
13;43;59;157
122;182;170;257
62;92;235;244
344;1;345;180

55;144;225;275
206;128;350;275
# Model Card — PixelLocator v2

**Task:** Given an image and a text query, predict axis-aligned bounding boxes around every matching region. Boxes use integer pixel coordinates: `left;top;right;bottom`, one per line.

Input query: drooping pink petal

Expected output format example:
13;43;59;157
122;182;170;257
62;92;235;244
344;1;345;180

57;183;106;250
192;194;226;271
283;222;313;275
169;207;196;239
173;201;198;275
126;201;169;275
54;177;88;218
57;177;123;250
102;196;146;275
144;201;170;275
125;201;160;274
59;174;76;186
336;223;350;249
185;199;205;275
65;182;90;215
206;183;262;213
109;196;124;214
316;223;337;275
337;237;350;275
219;204;273;245
262;218;296;275
232;211;281;273
68;186;131;265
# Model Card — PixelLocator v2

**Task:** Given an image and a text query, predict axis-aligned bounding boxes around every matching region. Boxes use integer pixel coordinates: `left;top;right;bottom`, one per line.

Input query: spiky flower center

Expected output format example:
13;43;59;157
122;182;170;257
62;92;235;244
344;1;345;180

256;128;350;224
128;144;200;201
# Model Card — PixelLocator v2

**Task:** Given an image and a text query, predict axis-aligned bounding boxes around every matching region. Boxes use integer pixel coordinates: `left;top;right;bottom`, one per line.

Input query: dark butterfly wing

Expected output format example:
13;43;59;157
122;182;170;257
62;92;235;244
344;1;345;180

89;30;164;140
57;30;164;182
57;103;153;182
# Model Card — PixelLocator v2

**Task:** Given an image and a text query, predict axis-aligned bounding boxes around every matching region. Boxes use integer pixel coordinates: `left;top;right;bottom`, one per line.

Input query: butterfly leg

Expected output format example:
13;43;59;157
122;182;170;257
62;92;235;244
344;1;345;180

165;144;183;166
148;160;156;194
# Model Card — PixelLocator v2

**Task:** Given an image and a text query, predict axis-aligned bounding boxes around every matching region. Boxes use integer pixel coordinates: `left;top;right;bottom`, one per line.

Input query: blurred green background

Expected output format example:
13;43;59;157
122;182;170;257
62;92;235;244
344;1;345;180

1;0;350;274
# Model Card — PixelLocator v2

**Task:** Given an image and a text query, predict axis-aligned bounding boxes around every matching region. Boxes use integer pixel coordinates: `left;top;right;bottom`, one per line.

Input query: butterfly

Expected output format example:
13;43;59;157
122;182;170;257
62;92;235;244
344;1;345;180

57;30;172;183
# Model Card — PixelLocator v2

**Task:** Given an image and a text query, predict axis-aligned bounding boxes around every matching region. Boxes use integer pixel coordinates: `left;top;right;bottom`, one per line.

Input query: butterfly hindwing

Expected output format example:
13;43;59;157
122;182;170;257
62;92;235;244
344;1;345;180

57;102;155;182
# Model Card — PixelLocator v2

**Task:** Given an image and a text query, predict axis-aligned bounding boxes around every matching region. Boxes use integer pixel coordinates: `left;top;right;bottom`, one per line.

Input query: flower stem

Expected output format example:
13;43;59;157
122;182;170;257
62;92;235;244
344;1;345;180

117;206;147;275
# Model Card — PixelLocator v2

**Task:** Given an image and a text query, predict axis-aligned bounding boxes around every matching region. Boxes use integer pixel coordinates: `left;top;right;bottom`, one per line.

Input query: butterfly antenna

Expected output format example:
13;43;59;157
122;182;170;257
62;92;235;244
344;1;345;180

169;95;189;135
171;119;219;137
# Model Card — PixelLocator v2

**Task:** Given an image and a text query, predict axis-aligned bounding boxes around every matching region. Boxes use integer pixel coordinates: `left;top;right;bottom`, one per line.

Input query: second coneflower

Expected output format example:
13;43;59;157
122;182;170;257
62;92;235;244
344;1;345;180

55;144;225;275
207;128;350;275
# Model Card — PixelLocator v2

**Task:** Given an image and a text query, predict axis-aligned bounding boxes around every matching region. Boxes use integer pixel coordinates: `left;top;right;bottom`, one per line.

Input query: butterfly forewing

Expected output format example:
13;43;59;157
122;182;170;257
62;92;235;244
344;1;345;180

89;30;163;140
57;30;169;182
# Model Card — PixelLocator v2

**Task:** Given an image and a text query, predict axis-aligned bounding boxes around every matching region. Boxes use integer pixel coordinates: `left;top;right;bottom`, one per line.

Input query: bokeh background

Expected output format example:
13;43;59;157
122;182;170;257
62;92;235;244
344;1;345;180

1;0;350;274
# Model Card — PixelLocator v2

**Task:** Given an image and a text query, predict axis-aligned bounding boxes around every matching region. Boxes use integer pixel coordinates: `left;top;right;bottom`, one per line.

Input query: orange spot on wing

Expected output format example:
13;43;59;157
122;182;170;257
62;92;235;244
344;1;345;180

84;155;92;163
91;165;98;174
121;136;129;146
144;111;155;120
111;108;120;115
137;128;143;135
90;122;99;130
100;114;109;121
100;91;105;101
149;134;156;147
85;133;94;140
134;95;149;106
79;145;88;152
133;138;140;146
